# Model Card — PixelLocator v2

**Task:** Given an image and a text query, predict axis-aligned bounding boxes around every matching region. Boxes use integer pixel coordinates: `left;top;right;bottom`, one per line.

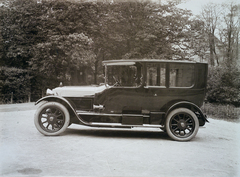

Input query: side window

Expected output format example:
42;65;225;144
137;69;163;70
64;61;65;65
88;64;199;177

169;64;194;87
146;63;166;87
107;65;141;87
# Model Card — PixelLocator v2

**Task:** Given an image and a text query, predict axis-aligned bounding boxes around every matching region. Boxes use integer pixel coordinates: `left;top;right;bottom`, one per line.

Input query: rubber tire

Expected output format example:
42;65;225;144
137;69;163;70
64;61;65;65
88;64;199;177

34;102;70;136
165;108;199;141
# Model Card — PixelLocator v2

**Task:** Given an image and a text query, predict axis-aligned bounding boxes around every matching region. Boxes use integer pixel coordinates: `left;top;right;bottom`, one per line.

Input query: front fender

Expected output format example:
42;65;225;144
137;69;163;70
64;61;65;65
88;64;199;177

165;101;208;126
35;95;72;106
35;96;89;125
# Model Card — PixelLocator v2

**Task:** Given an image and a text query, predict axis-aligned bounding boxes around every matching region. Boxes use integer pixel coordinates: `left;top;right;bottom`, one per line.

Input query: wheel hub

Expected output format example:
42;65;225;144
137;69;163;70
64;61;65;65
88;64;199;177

49;116;55;122
178;120;187;130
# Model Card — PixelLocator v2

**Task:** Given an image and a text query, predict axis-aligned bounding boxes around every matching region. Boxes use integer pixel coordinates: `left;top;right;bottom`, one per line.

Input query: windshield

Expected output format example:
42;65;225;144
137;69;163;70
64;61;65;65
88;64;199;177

105;64;142;87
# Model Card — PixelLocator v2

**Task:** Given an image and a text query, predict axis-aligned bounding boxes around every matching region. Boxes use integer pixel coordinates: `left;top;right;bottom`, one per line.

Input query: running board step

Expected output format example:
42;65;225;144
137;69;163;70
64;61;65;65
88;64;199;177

89;122;163;129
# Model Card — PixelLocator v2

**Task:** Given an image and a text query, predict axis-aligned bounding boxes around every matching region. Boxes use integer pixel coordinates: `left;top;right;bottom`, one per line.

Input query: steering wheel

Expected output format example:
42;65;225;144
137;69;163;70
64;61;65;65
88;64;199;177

113;76;121;86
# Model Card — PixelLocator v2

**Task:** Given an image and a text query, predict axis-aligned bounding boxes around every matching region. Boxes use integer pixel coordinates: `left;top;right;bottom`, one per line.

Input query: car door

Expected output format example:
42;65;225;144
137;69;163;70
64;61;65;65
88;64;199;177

95;63;144;114
143;63;167;111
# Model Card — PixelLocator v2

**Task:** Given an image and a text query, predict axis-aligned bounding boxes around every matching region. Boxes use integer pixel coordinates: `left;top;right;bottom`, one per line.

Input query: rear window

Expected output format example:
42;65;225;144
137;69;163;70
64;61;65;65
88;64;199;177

169;63;194;87
146;63;195;88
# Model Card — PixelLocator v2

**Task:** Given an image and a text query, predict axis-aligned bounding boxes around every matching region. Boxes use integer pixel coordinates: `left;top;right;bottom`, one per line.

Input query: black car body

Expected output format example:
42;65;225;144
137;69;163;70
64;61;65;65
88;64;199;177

35;59;208;141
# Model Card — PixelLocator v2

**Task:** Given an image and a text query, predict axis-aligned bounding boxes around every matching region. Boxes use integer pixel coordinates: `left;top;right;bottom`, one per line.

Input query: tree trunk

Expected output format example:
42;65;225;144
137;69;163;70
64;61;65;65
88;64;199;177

209;33;215;66
94;48;102;84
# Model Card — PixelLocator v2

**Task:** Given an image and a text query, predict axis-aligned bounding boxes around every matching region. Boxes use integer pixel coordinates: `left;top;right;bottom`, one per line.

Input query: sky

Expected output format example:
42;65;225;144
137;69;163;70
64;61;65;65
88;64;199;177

177;0;236;15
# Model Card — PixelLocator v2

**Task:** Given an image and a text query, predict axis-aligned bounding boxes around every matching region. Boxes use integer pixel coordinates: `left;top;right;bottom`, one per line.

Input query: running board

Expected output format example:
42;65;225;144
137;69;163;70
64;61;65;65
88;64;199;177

89;122;163;129
76;111;163;129
76;111;150;118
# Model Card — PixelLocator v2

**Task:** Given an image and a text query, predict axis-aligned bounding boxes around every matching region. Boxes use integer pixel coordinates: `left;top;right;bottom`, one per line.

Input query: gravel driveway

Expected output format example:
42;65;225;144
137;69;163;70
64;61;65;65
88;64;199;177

0;103;240;176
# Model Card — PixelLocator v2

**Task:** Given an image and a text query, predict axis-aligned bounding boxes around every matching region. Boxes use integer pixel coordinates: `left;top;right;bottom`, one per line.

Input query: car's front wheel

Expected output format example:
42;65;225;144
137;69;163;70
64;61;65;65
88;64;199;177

34;102;70;136
165;108;199;141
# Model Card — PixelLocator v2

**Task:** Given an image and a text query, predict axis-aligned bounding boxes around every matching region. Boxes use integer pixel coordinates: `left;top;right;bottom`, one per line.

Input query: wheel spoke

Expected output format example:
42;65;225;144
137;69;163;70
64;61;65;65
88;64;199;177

47;108;52;114
57;118;64;123
54;123;60;128
179;130;183;136
46;123;50;129
42;120;48;124
173;118;179;123
173;127;179;132
177;114;181;120
186;122;193;126
51;123;54;130
54;109;57;114
55;114;62;118
183;114;186;119
183;130;186;135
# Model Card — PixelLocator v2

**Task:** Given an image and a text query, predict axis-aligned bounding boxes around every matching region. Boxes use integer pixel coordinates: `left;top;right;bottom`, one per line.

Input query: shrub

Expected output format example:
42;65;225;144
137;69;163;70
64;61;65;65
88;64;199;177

206;64;240;106
202;103;240;121
0;67;31;103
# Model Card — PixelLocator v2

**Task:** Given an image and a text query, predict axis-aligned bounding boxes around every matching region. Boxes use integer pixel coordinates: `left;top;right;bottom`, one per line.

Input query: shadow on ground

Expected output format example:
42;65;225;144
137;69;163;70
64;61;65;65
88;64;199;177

65;126;170;140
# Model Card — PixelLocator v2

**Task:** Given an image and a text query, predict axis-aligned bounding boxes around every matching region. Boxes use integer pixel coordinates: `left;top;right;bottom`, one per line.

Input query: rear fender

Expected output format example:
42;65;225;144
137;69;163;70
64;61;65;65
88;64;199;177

165;101;208;126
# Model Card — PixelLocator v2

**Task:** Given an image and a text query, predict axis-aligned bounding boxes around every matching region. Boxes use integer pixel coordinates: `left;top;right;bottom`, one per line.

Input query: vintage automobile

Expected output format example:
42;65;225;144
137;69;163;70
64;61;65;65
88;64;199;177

34;59;208;141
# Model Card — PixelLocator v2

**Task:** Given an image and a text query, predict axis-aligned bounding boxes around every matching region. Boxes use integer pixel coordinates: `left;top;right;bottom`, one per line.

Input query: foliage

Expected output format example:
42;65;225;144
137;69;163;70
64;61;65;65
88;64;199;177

189;19;209;62
1;0;239;105
29;33;95;87
206;64;240;106
0;0;47;69
200;3;221;66
202;103;240;120
200;2;240;66
220;2;239;64
103;1;197;60
0;67;31;103
27;0;203;87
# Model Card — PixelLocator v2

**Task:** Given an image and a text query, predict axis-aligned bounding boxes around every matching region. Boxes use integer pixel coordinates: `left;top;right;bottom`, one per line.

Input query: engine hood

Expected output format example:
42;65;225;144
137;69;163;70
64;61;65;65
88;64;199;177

51;85;107;97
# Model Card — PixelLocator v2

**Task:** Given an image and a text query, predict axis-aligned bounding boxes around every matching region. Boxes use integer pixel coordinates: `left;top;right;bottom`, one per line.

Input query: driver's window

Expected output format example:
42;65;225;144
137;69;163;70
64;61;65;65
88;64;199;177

107;65;141;87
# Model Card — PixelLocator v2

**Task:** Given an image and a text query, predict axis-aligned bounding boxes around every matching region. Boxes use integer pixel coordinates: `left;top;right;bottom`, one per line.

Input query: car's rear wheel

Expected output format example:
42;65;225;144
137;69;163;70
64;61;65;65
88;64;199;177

165;108;199;141
34;102;70;136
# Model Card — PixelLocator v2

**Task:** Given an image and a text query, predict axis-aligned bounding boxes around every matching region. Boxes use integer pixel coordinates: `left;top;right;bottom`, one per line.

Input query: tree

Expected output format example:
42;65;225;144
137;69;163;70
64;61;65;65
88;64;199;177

0;67;31;103
30;33;95;88
98;1;198;60
2;0;212;101
189;19;209;62
201;3;221;66
0;0;47;69
220;2;239;66
199;2;240;106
